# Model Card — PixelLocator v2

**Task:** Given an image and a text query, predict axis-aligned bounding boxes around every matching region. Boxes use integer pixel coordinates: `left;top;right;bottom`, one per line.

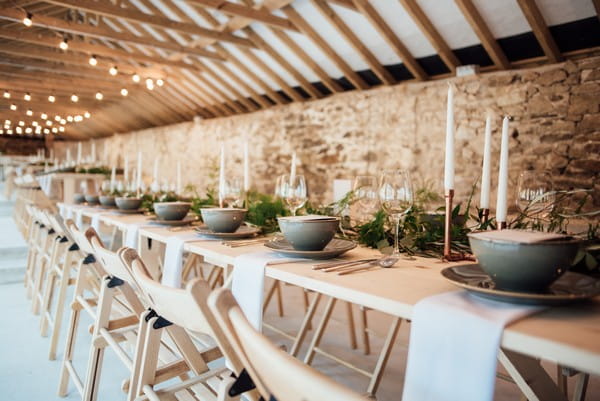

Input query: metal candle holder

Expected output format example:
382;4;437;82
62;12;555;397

444;189;476;262
481;208;490;224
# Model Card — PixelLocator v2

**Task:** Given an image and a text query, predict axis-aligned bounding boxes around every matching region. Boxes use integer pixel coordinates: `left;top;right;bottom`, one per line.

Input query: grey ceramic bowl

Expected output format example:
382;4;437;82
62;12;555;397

468;234;581;292
115;197;142;210
277;217;339;251
73;193;85;204
99;195;116;207
201;208;246;233
84;194;99;204
154;202;191;221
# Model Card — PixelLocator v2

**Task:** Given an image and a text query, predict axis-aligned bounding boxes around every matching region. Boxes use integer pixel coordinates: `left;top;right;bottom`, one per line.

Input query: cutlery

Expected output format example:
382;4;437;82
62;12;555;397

222;238;271;247
336;256;400;275
312;258;376;270
266;258;313;266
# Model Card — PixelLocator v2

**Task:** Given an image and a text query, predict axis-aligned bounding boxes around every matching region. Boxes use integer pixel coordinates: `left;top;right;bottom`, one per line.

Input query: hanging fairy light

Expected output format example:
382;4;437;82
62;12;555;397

18;121;24;126
51;127;58;133
95;92;103;100
54;115;61;122
26;109;33;116
10;104;17;111
67;115;73;122
70;94;78;102
3;90;9;98
25;127;32;134
24;92;31;101
156;78;164;87
35;126;41;134
0;129;3;135
45;120;52;126
16;126;22;134
59;126;65;133
89;55;98;66
60;119;66;125
74;115;83;122
109;66;118;76
23;12;33;27
41;113;47;120
48;95;55;103
59;38;68;51
32;121;38;127
84;111;91;118
145;78;154;90
120;88;128;96
132;73;140;83
43;128;50;134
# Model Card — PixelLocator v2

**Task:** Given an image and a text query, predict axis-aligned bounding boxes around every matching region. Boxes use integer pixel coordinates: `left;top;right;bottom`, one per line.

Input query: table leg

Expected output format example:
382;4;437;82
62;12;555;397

366;317;401;396
304;296;336;365
498;349;568;401
290;293;322;357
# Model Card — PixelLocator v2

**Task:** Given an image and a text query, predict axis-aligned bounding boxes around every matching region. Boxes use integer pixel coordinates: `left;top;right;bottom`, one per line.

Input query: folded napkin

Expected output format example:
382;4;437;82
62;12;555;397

402;291;542;401
123;223;153;249
471;229;570;244
74;208;85;229
161;233;203;288
232;251;288;330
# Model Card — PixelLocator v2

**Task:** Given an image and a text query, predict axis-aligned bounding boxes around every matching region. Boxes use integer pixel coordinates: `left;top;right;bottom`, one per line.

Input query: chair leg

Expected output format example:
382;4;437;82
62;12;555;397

39;270;57;337
128;311;151;401
290;292;322;357
135;317;163;400
304;296;336;365
48;252;76;360
31;254;48;315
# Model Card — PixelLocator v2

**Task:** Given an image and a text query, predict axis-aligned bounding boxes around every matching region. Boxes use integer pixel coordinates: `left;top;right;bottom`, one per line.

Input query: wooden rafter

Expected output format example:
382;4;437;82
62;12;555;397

516;0;562;63
454;0;510;69
310;0;395;85
351;0;426;80
0;7;224;60
282;5;369;90
397;0;460;73
43;0;255;48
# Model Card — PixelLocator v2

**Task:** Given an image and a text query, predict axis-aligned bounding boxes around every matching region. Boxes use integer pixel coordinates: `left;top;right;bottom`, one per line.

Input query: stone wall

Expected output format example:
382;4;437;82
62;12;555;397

55;55;600;208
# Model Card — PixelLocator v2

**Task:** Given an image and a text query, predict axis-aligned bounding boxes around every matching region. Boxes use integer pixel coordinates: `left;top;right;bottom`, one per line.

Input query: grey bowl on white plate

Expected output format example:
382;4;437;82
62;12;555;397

154;202;191;221
115;197;143;210
200;208;246;233
277;216;339;251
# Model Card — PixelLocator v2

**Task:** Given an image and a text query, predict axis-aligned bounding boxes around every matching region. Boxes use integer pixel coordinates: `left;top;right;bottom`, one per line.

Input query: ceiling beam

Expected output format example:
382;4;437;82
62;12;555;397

397;0;460;73
593;0;600;19
0;7;223;60
351;0;427;81
454;0;510;69
184;0;298;32
516;0;562;63
0;27;202;71
282;5;369;90
43;0;255;48
311;0;395;85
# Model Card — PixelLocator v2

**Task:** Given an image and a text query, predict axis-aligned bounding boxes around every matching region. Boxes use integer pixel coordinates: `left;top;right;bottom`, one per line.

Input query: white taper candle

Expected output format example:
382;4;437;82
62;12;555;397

219;144;226;207
480;114;492;209
136;151;142;192
176;161;181;195
290;152;297;183
110;166;116;192
444;83;455;191
77;142;82;165
243;141;250;192
496;116;510;223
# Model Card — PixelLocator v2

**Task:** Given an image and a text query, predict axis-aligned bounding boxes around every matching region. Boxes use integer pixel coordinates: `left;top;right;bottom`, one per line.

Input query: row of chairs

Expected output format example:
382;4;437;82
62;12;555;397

14;184;368;401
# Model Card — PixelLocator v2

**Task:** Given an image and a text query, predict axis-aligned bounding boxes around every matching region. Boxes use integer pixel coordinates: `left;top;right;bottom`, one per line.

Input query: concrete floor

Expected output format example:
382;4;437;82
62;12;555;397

0;184;597;401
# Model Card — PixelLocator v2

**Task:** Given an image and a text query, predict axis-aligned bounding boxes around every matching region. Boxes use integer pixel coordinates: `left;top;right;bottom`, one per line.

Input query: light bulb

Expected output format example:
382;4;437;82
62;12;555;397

24;93;31;101
59;126;65;132
89;55;97;66
26;109;33;116
23;13;32;27
70;94;78;102
54;115;61;121
25;127;32;134
0;129;3;134
10;104;17;111
45;120;52;126
4;120;10;125
109;66;118;76
18;121;24;126
74;115;83;122
52;127;58;133
145;78;154;90
48;95;55;103
120;88;128;96
7;129;12;135
43;128;49;134
59;38;68;50
35;126;41;134
2;91;9;98
60;119;66;125
95;92;103;100
16;127;22;134
32;121;38;127
41;113;47;120
156;78;164;87
67;115;73;122
132;73;140;83
84;111;91;118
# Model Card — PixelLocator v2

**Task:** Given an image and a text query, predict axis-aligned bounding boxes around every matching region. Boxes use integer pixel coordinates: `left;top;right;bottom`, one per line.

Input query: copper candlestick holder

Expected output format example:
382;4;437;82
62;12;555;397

481;208;490;224
444;189;476;262
498;221;507;230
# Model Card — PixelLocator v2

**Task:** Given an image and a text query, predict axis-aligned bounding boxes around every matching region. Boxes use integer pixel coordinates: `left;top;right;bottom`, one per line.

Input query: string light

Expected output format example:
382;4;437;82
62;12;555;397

60;119;66;125
132;73;140;83
84;111;91;118
48;95;55;103
59;126;65;133
18;121;24;126
109;66;118;76
70;94;78;102
25;127;32;134
0;129;4;134
10;104;16;111
26;109;33;116
95;92;103;100
156;78;164;87
41;113;47;120
52;127;58;133
23;12;32;27
32;121;38;127
145;78;154;90
120;88;128;96
7;129;12;135
35;126;41;134
16;127;22;134
67;115;73;122
43;128;49;134
89;55;97;66
59;38;68;51
4;120;10;125
74;115;83;122
2;90;9;98
24;92;31;101
45;120;52;126
54;115;61;122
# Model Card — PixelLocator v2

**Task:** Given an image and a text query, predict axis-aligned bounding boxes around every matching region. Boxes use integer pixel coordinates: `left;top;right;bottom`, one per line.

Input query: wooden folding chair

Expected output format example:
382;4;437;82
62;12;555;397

126;251;252;401
208;288;368;401
38;211;81;360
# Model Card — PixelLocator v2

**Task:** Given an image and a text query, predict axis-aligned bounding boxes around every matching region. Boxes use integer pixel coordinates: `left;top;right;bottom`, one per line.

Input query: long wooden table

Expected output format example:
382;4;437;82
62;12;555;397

61;203;600;400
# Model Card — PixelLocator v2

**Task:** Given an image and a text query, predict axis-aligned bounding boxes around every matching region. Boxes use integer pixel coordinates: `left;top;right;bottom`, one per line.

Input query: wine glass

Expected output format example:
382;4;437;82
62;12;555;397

352;175;378;222
516;171;555;219
274;174;287;199
379;169;414;257
220;177;243;208
281;174;307;216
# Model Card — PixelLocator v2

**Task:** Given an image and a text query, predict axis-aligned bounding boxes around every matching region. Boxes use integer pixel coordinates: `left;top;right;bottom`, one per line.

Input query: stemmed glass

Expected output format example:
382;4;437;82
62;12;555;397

280;174;307;216
352;175;378;222
379;169;414;257
516;171;555;220
221;177;243;208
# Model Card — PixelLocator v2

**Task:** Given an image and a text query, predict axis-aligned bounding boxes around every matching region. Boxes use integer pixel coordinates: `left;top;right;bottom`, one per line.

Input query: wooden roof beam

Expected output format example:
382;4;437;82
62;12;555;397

43;0;255;48
185;0;299;32
0;7;224;61
397;0;460;73
516;0;562;63
351;0;426;81
282;5;369;90
454;0;511;69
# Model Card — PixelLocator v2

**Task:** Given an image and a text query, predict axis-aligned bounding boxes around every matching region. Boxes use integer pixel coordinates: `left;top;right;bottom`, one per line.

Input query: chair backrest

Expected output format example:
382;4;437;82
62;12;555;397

65;219;95;254
124;251;245;375
208;289;368;401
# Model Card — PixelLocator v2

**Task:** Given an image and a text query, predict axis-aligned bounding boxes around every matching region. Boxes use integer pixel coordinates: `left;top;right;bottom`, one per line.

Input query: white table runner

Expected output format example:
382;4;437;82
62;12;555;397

402;291;542;401
161;233;205;288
